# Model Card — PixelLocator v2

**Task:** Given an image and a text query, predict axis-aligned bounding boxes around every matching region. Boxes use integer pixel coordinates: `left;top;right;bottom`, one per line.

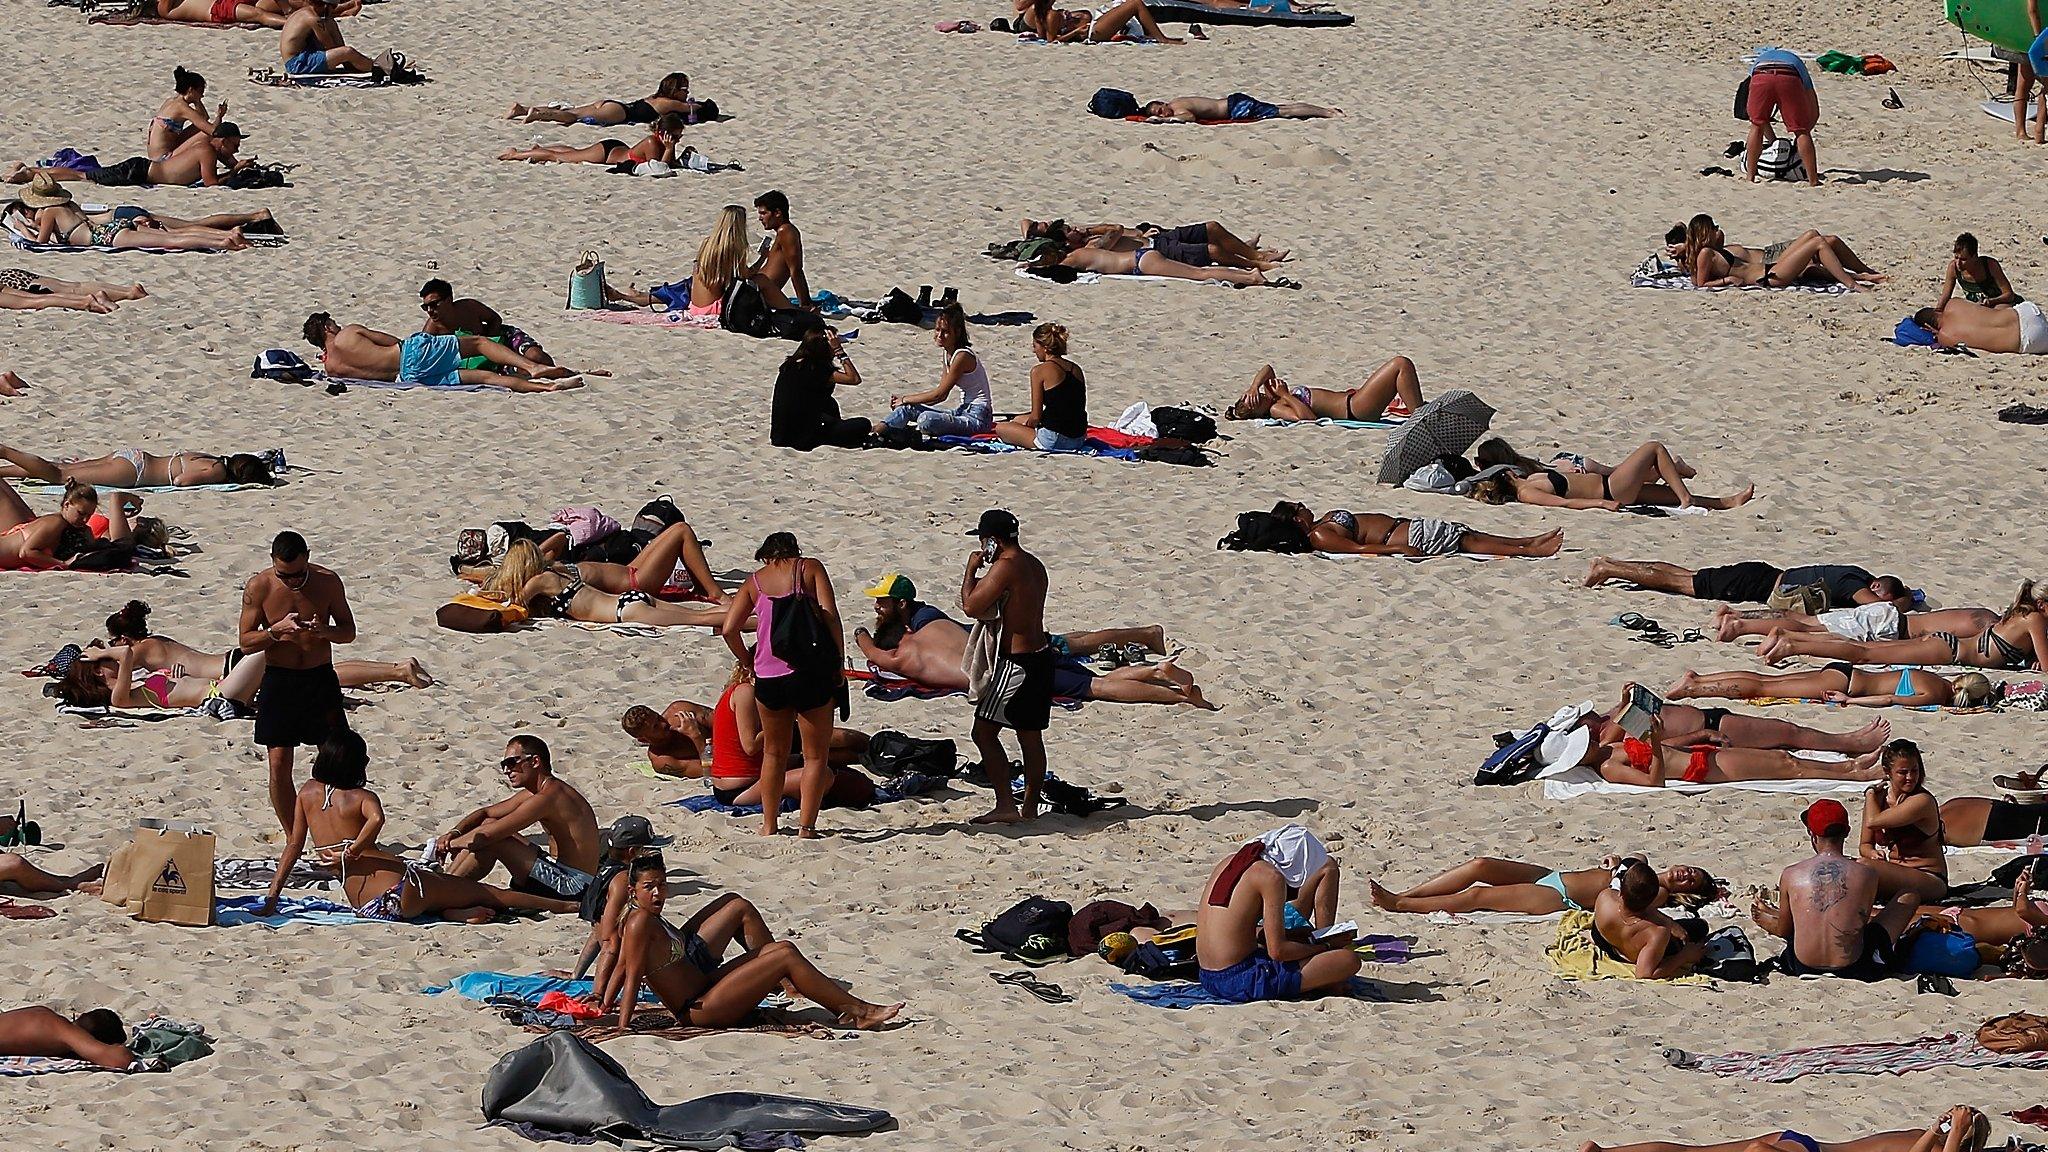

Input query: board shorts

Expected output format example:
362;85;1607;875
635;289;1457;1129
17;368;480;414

455;326;540;371
85;157;153;187
512;850;595;901
252;661;344;749
398;332;463;386
1691;561;1781;603
1150;223;1212;267
286;49;330;76
210;0;240;21
2016;301;2048;356
1747;67;1818;133
1050;657;1095;701
1404;518;1469;556
1225;92;1280;121
975;646;1056;732
1198;953;1304;1003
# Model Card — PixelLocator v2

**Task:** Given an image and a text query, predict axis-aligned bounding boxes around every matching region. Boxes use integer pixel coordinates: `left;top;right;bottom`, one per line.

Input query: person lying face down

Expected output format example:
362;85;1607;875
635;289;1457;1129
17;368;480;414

1193;825;1358;1003
1136;94;1342;123
1917;298;2048;356
1581;1104;1992;1152
1585;557;1913;612
0;1006;132;1069
1590;860;1708;979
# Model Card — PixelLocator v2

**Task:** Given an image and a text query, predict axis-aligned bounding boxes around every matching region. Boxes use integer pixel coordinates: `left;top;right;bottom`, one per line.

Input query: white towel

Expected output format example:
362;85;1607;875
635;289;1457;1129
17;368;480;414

1541;753;1867;800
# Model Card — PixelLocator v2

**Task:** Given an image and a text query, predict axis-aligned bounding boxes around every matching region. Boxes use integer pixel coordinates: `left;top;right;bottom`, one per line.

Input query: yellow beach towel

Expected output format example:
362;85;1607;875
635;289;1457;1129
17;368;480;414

1545;910;1707;984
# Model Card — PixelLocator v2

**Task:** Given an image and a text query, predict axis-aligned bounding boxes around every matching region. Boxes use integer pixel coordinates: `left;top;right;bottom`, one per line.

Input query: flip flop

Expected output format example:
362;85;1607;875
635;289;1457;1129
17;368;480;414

0;901;54;920
991;970;1074;1004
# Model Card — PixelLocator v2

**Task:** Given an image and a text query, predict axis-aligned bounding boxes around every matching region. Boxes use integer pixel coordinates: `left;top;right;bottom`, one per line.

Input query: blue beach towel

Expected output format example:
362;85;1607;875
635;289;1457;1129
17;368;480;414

423;971;655;1005
1110;976;1387;1008
215;894;391;927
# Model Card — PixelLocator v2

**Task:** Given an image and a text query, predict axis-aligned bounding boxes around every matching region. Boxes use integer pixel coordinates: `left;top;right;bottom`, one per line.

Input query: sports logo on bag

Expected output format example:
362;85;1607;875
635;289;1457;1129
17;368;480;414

152;860;187;894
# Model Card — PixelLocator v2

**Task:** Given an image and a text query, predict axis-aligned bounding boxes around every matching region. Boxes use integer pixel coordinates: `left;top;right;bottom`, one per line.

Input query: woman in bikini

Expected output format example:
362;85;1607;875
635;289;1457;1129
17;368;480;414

1758;582;2048;671
51;642;427;711
1679;214;1885;292
480;534;731;628
1276;500;1565;558
1666;665;1995;709
258;730;576;922
1914;864;2048;948
1580;1104;1989;1152
5;183;252;252
1858;740;1949;902
508;73;710;126
148;0;301;28
1014;0;1183;43
0;269;146;313
603;854;902;1030
1368;855;1720;916
1224;357;1423;423
0;443;276;488
0;480;128;570
497;112;701;168
1466;438;1753;512
148;68;228;163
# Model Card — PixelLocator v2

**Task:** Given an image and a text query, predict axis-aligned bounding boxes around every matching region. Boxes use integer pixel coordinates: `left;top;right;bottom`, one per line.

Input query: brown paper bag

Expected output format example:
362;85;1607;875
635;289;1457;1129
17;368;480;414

101;819;215;927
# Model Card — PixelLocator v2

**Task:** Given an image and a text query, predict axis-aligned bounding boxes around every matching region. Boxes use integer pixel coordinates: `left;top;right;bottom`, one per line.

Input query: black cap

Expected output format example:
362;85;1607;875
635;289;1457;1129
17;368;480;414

966;509;1019;539
602;815;668;850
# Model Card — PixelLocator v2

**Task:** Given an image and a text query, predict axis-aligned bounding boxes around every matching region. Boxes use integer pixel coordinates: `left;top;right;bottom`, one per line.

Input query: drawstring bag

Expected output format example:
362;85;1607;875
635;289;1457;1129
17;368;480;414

566;251;606;310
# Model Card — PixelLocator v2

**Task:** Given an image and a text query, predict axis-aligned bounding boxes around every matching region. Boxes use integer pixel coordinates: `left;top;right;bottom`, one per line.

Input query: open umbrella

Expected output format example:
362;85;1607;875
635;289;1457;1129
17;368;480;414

1376;389;1495;484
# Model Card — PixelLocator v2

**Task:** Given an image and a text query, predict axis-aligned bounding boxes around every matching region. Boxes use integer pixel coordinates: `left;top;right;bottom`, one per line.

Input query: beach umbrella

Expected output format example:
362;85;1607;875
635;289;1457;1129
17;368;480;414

1376;389;1495;484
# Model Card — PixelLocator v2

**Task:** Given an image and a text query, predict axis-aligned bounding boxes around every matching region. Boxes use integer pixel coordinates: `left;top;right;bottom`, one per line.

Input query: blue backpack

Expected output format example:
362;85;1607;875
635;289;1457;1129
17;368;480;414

1475;724;1549;786
1089;88;1140;119
1905;927;1980;977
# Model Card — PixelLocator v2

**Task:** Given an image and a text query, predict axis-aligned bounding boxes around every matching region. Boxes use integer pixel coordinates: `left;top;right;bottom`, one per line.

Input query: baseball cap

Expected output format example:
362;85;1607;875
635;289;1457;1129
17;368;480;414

602;815;670;851
863;573;916;600
966;509;1019;539
1801;799;1850;838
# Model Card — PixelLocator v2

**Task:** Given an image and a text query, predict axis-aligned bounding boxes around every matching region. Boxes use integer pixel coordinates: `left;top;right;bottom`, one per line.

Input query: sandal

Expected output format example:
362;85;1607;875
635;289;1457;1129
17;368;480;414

1610;612;1659;632
991;970;1074;1004
0;901;54;920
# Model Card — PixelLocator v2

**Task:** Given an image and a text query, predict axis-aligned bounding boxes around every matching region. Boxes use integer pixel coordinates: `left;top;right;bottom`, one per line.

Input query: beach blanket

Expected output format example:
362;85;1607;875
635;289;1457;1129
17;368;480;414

534;620;717;638
1737;694;1989;716
1628;252;1848;294
1425;899;1739;927
215;894;406;927
499;1004;839;1044
663;773;943;818
574;308;720;330
213;856;334;891
1546;911;1709;983
1666;1031;2048;1082
58;702;212;722
1255;416;1402;430
1110;976;1388;1008
299;370;506;394
1013;266;1236;289
247;68;415;89
930;425;1155;462
0;1015;200;1075
427;972;655;1005
0;1056;110;1077
9;479;273;494
1539;750;1868;800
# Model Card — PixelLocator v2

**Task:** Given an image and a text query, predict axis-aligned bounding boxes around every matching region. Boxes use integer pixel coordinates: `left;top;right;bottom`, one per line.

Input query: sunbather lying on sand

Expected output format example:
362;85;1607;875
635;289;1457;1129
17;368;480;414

1912;865;2048;948
497;112;701;169
51;643;425;710
1278;501;1564;558
1714;603;1995;645
260;730;577;921
1015;0;1182;43
1586;558;1911;611
474;533;732;627
0;1006;132;1070
301;313;589;392
0;846;100;896
461;517;723;601
1589;681;1892;754
6;127;256;189
1591;859;1707;978
1581;1104;1990;1152
1022;217;1286;270
148;0;294;27
621;664;871;804
1370;855;1720;916
850;577;1204;705
604;854;904;1030
1667;666;1995;709
1465;437;1753;512
0;270;144;313
1753;583;2045;670
1678;214;1886;291
0;444;276;487
1916;298;2048;355
1545;715;1883;786
1028;229;1287;285
4;179;259;251
1196;826;1358;1002
1224;357;1421;422
1942;780;2048;846
95;601;430;692
509;73;714;126
1139;93;1341;122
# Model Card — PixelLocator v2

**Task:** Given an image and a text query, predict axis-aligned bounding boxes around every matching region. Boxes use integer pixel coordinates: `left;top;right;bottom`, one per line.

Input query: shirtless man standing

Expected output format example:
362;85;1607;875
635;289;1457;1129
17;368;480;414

301;312;586;392
279;0;375;75
962;511;1054;824
239;530;355;830
440;735;602;904
750;190;814;310
1916;298;2048;356
1194;825;1358;1003
418;278;555;367
0;1006;132;1069
1590;860;1707;979
1751;799;1920;979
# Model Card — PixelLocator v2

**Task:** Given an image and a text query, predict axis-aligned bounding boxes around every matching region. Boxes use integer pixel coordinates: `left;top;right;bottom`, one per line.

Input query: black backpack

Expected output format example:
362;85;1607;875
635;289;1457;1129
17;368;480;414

1217;510;1311;554
1136;444;1210;467
764;307;826;341
958;897;1073;963
225;162;291;190
1119;927;1199;979
1035;776;1128;818
1150;406;1217;443
720;278;772;337
862;731;957;779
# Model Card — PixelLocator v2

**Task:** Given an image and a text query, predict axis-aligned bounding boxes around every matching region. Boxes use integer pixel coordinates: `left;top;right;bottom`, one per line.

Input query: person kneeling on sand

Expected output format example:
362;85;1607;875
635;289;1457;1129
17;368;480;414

1590;859;1707;979
438;735;601;904
262;730;578;920
1751;799;1921;980
1581;1104;1991;1152
603;854;904;1030
1916;298;2048;356
1371;854;1721;917
1195;825;1359;1003
302;312;589;392
0;1006;132;1069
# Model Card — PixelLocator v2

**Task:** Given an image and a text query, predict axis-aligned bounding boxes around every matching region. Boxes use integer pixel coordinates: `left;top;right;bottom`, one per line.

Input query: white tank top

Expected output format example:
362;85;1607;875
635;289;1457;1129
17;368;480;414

947;348;992;410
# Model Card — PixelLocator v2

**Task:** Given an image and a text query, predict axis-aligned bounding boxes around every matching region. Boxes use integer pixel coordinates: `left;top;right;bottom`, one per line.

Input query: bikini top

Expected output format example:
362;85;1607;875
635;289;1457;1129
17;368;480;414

541;573;583;618
1540;469;1570;497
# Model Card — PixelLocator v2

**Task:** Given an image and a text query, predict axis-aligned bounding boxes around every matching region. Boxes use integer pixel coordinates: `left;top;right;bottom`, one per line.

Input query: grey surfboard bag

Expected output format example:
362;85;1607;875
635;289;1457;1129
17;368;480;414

481;1032;892;1148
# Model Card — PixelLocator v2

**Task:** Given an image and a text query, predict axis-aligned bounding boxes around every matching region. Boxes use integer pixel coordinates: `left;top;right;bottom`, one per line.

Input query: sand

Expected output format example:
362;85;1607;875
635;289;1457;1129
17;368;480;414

2;0;2047;1148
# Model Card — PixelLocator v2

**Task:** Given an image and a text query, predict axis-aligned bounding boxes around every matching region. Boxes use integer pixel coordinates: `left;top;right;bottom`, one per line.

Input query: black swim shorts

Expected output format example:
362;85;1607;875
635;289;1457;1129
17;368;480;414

1691;561;1781;603
252;661;344;749
976;647;1056;733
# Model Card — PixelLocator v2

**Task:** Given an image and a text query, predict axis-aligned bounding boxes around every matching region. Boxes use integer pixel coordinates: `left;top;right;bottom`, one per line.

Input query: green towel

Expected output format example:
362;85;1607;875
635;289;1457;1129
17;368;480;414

130;1020;213;1067
1815;50;1863;74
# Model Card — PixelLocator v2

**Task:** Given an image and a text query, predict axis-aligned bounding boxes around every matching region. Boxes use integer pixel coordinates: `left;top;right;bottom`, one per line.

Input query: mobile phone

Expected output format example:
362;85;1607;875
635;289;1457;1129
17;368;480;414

982;540;1000;564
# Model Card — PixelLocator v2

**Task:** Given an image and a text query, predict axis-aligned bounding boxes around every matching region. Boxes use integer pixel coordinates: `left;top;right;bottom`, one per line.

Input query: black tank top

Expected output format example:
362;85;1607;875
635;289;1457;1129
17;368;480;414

1040;364;1087;439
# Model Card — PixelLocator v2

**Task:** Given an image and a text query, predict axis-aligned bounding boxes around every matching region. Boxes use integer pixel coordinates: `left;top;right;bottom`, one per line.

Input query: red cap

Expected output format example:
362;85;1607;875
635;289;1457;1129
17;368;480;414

1801;799;1850;838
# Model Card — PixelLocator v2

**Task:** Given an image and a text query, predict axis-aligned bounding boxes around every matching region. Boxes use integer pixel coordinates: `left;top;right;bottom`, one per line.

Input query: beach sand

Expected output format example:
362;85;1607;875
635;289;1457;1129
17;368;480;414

2;0;2046;1148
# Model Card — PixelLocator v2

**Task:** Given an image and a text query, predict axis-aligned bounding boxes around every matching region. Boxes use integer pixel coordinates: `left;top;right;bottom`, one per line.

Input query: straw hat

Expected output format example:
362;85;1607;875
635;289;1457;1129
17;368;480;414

18;172;72;209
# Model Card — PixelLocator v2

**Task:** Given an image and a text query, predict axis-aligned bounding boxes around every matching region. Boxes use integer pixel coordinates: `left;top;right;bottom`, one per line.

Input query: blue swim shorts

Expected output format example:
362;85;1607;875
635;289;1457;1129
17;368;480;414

1198;953;1304;1003
398;332;463;387
286;49;329;76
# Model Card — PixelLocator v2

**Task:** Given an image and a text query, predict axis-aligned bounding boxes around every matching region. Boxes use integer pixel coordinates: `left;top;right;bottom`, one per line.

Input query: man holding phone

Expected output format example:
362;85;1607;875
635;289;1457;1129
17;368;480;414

961;509;1054;825
238;530;355;829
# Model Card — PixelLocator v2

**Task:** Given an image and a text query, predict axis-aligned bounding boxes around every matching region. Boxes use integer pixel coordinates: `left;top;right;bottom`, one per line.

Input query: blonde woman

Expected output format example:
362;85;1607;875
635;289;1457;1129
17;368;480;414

0;481;132;570
993;323;1088;451
479;533;729;627
600;205;750;318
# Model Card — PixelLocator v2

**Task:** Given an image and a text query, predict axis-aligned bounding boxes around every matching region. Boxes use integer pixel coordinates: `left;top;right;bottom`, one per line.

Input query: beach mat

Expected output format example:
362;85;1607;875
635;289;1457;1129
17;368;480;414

1666;1032;2048;1082
1539;759;1869;800
1110;976;1387;1008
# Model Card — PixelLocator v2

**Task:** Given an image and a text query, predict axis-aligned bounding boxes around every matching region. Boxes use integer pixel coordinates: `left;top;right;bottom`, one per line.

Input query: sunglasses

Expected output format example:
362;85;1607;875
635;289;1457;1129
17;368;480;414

498;754;534;771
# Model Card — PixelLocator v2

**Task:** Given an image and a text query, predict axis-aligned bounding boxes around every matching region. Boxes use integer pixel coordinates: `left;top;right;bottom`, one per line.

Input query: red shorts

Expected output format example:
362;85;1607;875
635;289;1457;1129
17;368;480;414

1684;749;1714;783
211;0;241;21
1747;69;1818;133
